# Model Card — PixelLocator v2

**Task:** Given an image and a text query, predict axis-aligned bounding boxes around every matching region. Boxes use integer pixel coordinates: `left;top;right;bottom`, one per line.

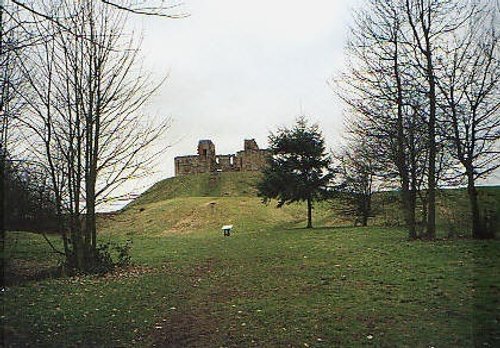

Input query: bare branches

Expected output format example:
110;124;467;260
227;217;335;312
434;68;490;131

9;0;71;31
8;0;188;22
101;0;189;18
335;0;498;239
13;0;172;270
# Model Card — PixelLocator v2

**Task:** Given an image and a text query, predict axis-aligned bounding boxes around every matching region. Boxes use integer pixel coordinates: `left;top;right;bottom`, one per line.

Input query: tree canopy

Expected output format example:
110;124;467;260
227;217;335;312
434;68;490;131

257;117;333;228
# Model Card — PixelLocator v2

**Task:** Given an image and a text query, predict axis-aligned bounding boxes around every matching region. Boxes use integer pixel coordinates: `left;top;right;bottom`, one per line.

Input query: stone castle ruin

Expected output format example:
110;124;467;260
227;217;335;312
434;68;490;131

174;139;269;176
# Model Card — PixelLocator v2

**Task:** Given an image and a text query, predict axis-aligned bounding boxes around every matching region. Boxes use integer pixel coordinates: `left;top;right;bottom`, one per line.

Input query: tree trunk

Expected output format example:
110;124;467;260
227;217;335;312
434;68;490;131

72;222;86;271
419;192;428;237
404;0;438;240
408;186;417;236
85;195;96;262
401;188;417;239
467;170;485;239
361;214;368;227
426;94;437;240
0;146;5;288
424;30;437;240
361;193;370;227
85;174;96;253
1;2;7;290
393;33;416;240
55;199;70;258
306;196;313;229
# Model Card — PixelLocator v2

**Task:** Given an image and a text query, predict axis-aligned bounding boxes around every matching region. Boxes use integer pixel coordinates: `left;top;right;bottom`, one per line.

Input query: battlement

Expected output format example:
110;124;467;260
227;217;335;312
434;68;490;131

174;139;269;176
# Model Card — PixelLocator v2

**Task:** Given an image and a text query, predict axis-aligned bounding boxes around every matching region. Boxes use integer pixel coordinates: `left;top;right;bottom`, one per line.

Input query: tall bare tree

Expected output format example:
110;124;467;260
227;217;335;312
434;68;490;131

402;0;477;238
333;1;430;239
336;0;493;239
17;0;171;271
437;4;500;239
7;0;187;22
1;0;31;288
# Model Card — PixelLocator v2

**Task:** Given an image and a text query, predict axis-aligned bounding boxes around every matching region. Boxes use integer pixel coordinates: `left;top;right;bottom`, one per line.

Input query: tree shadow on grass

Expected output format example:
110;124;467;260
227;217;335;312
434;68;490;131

4;260;63;286
279;225;358;232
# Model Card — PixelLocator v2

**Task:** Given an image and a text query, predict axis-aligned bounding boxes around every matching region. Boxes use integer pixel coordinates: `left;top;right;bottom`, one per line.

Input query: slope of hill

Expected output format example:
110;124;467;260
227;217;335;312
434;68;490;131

101;171;499;237
130;172;262;207
99;172;343;235
100;196;338;236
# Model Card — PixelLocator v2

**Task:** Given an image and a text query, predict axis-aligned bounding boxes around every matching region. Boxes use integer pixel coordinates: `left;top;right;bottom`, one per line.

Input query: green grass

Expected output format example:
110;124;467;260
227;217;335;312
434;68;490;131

3;174;499;347
99;197;341;236
4;225;499;347
129;172;262;206
128;172;499;235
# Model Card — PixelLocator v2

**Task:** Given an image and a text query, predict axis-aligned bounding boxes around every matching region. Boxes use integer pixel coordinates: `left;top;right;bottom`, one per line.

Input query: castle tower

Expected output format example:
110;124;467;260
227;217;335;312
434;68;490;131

197;139;216;173
238;139;269;172
197;140;216;159
244;139;259;152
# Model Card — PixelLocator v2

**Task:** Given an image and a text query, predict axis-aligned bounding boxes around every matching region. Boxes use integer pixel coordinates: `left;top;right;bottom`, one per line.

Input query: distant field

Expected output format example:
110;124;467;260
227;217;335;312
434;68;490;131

3;173;499;347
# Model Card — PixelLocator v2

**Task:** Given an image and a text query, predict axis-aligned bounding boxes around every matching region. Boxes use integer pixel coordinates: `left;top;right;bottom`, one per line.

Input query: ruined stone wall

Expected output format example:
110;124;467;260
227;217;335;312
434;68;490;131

174;139;269;176
237;149;270;172
215;154;239;172
174;156;195;176
244;139;259;151
174;155;214;176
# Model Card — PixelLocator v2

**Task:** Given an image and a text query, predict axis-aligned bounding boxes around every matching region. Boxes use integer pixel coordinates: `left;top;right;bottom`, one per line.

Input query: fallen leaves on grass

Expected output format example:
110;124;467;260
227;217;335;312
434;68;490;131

65;265;158;285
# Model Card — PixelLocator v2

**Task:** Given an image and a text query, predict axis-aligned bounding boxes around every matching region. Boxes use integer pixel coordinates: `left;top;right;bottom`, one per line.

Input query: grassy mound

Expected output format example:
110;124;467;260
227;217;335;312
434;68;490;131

130;172;262;206
114;171;499;237
100;197;340;236
105;172;348;236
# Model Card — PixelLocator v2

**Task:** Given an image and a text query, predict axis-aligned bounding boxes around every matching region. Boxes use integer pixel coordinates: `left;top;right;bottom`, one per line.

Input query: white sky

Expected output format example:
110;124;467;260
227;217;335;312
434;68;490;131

124;1;360;190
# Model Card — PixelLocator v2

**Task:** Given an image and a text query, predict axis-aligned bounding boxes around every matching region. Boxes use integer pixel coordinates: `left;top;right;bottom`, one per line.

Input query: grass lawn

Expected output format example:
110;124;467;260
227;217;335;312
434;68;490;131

3;175;499;346
3;224;499;347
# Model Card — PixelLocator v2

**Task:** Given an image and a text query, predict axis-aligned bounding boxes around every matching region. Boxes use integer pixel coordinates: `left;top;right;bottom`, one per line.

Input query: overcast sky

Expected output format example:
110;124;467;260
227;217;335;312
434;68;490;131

125;1;360;189
105;0;499;210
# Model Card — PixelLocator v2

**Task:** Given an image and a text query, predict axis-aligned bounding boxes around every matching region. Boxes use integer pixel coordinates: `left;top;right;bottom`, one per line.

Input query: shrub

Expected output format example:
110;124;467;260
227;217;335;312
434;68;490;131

114;240;133;267
64;240;133;275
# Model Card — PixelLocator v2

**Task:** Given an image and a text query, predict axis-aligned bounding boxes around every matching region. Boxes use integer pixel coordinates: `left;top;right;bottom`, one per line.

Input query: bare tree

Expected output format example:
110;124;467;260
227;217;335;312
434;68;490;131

333;136;378;227
333;0;430;239
335;0;491;239
17;0;171;271
402;0;477;238
1;0;30;188
0;0;181;284
437;4;500;239
1;0;31;288
8;0;188;22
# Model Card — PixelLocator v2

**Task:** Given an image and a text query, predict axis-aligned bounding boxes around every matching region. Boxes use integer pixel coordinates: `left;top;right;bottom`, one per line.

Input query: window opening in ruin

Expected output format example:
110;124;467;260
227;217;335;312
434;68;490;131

230;156;234;166
203;149;207;157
